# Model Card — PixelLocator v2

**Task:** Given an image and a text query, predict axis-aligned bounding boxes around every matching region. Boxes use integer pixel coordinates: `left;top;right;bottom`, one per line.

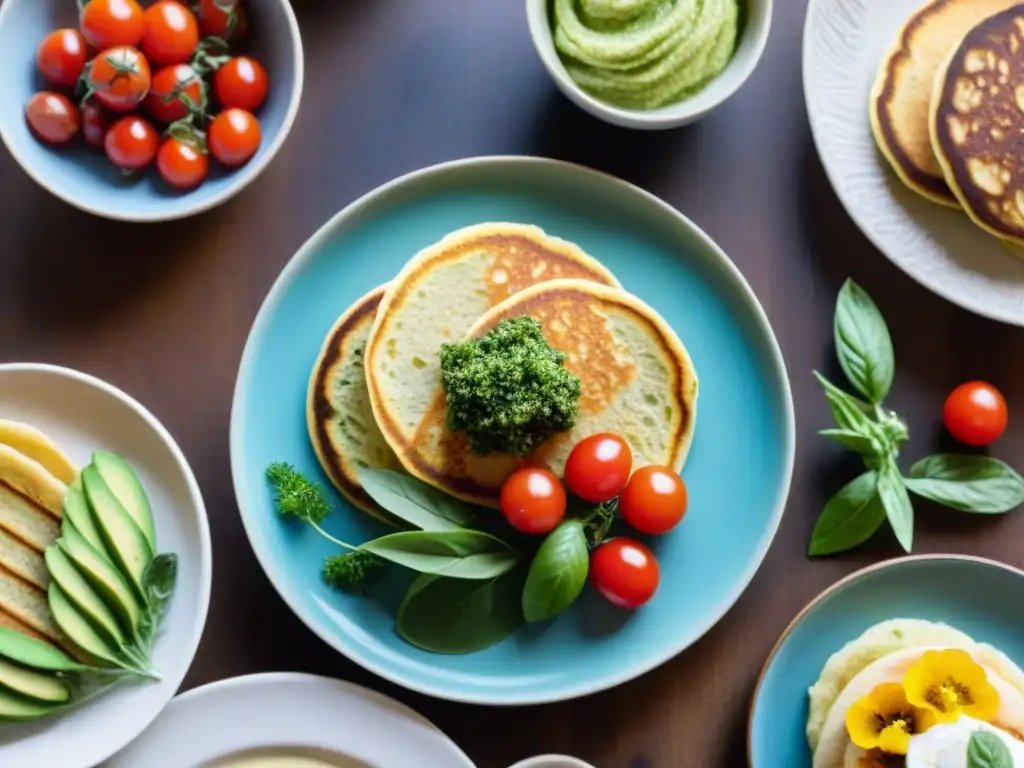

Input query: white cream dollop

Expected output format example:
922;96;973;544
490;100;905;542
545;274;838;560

906;716;1024;768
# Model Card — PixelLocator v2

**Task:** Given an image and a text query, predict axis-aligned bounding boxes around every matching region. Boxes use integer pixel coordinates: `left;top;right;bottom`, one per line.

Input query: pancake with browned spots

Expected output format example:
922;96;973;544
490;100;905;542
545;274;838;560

931;5;1024;245
869;0;1019;207
398;279;698;507
307;285;404;524
365;223;621;503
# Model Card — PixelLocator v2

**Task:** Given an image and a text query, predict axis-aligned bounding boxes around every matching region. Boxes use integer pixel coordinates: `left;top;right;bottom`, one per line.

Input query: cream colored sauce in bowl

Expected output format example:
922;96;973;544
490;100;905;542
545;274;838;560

205;747;370;768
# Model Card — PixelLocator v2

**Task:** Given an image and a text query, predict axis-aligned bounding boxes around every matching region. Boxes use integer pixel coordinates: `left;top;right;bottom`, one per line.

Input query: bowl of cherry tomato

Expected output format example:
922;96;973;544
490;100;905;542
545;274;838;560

0;0;302;221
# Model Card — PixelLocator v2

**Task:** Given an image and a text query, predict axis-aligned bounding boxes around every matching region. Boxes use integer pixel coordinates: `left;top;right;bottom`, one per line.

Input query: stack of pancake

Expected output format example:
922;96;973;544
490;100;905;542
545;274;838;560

871;1;1024;245
0;421;74;648
307;222;699;521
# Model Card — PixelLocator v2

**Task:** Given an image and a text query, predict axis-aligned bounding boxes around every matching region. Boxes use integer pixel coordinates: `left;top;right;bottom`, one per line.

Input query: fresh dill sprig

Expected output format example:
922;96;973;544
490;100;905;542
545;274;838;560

266;462;331;525
323;552;386;593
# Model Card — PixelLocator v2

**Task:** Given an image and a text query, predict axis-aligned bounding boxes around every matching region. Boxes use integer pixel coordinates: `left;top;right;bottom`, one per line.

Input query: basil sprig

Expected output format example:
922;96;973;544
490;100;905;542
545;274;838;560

968;731;1013;768
809;280;1024;556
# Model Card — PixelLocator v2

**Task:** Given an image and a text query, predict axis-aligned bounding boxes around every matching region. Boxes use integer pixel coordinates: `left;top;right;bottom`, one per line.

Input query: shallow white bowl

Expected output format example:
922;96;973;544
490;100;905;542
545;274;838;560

0;363;212;767
508;756;596;768
526;0;773;129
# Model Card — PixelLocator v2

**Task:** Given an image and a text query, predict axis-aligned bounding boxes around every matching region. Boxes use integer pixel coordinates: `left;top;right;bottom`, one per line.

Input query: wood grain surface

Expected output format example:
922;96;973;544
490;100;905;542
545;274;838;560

4;1;1024;766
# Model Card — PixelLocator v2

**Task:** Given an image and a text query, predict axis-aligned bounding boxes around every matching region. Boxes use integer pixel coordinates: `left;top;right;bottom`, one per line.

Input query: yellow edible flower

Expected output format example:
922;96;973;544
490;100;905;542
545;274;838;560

902;649;1000;724
846;682;938;754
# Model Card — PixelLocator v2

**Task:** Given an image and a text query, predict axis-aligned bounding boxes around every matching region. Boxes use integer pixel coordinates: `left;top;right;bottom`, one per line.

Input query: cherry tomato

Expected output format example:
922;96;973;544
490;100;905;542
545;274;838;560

156;137;209;189
79;0;144;49
144;64;203;123
618;465;688;535
104;114;158;170
142;0;199;66
196;0;247;42
87;46;151;112
36;29;87;89
944;381;1008;447
590;538;659;609
81;99;115;148
563;433;632;503
214;56;268;110
25;92;80;145
500;467;566;534
207;108;260;166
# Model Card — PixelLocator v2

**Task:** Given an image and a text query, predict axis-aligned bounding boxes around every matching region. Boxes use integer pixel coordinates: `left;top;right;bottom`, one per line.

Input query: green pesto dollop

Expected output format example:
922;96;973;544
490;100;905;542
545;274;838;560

439;316;581;457
553;0;740;110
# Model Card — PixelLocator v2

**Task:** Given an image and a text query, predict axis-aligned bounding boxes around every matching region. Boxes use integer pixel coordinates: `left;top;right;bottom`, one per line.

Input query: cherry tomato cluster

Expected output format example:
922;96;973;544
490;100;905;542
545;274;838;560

26;0;267;191
499;433;689;610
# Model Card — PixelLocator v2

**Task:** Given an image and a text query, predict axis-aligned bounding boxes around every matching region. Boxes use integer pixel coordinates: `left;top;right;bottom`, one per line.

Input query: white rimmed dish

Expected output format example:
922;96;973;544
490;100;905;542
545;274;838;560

508;756;596;768
804;0;1024;325
0;363;212;767
526;0;773;129
104;672;476;767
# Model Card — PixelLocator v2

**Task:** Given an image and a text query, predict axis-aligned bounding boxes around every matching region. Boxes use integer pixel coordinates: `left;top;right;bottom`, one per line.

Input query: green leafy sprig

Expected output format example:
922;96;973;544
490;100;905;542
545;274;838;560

968;731;1014;768
809;280;1024;556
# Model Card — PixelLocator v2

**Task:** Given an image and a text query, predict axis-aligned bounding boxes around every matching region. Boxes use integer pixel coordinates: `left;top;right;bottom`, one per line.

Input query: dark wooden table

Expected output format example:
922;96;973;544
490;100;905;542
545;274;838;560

4;1;1024;766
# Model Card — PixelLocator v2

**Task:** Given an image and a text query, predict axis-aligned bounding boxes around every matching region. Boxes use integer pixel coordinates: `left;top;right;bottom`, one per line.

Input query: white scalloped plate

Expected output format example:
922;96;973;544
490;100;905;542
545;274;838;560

803;0;1024;325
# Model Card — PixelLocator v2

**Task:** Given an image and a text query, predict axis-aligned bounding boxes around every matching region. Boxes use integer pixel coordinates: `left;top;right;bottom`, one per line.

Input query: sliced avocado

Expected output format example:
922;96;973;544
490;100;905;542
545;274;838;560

81;465;153;602
91;452;156;551
0;685;64;721
44;546;124;648
47;584;119;668
0;627;83;672
58;524;141;637
0;657;69;704
63;477;112;561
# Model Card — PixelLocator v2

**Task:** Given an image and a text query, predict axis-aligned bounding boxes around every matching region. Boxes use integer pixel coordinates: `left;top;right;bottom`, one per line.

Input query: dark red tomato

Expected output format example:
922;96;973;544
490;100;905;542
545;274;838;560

944;381;1008;447
618;465;688;535
590;538;659;609
563;433;632;503
25;92;80;145
156;137;209;189
196;0;247;42
104;115;158;170
79;0;144;49
500;467;566;534
207;108;260;166
142;0;199;66
36;29;88;88
81;99;115;148
214;56;267;110
87;46;151;112
144;64;203;123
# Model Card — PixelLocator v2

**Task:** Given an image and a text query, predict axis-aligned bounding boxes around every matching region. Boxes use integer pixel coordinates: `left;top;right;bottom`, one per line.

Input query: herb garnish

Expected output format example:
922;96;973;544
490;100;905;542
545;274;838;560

439;316;581;456
968;731;1014;768
810;280;1024;556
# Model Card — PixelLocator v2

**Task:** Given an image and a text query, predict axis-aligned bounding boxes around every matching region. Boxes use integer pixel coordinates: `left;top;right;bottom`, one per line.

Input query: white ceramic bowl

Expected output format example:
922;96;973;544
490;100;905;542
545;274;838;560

526;0;773;129
508;756;596;768
0;363;212;767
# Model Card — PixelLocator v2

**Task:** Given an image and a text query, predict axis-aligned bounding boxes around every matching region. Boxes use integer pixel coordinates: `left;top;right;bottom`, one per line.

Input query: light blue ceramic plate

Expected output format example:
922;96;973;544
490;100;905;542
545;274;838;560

749;555;1024;766
0;0;302;221
230;157;795;704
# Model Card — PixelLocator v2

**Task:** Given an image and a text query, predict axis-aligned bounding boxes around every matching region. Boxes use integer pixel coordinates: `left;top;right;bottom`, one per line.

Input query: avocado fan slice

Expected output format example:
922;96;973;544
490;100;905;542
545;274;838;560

44;546;125;648
81;465;154;603
58;522;142;638
0;684;66;722
63;477;112;562
0;657;69;705
91;452;156;552
0;627;84;673
47;583;120;668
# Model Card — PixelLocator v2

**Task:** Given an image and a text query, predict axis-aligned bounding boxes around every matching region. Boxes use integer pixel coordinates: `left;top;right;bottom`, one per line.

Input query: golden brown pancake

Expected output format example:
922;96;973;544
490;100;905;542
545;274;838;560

394;279;698;507
870;0;1019;207
307;286;403;524
931;5;1024;245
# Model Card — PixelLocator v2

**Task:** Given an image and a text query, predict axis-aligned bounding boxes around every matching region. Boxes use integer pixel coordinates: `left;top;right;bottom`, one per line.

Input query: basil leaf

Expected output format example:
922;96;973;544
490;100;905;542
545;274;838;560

357;468;475;531
521;520;588;623
834;279;894;404
359;530;518;579
877;461;914;552
396;570;524;654
809;472;886;556
814;372;875;435
905;455;1024;514
967;731;1013;768
137;553;177;651
819;429;877;457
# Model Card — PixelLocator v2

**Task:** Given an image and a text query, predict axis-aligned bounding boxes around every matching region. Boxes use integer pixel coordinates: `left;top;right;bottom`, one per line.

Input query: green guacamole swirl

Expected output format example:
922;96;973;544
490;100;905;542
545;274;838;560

553;0;741;110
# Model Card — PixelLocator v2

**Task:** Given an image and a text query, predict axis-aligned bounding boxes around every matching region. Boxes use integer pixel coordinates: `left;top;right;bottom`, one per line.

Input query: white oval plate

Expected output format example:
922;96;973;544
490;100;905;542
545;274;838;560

105;673;476;767
804;0;1024;325
0;363;212;768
